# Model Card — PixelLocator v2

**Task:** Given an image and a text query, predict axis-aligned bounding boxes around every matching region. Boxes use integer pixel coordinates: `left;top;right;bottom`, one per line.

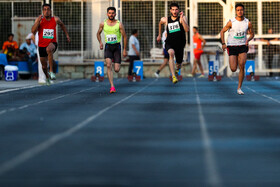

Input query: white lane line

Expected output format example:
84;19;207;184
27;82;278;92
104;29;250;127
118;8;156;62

245;86;280;104
0;110;7;115
0;79;156;176
0;87;97;116
0;79;71;94
229;77;280;104
193;78;222;187
0;79;109;116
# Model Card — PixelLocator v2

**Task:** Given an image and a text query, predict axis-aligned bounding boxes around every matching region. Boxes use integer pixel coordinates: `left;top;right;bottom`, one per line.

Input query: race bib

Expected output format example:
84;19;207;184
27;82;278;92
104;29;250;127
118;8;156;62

43;29;54;39
234;31;245;39
168;21;181;33
106;34;117;44
194;43;197;49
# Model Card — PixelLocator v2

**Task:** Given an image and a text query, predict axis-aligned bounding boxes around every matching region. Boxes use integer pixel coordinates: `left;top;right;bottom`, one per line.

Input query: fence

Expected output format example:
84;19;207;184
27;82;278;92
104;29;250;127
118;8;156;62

0;0;279;76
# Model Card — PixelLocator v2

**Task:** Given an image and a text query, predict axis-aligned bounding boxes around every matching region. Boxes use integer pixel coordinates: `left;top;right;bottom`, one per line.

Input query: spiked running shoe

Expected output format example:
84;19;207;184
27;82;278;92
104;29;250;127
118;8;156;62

49;72;56;80
237;88;244;95
172;76;178;84
110;87;116;94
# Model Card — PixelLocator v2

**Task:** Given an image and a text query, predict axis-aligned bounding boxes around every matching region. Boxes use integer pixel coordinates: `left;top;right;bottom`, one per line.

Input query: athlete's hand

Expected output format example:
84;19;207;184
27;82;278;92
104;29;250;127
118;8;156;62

245;40;249;46
157;35;161;43
180;11;184;19
36;15;43;23
66;35;71;43
222;44;227;51
123;49;127;57
99;42;103;50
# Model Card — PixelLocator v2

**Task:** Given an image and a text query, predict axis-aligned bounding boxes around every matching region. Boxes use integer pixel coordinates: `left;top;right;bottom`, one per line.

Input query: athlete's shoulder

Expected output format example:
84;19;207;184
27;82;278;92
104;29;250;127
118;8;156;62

230;17;236;22
244;17;249;22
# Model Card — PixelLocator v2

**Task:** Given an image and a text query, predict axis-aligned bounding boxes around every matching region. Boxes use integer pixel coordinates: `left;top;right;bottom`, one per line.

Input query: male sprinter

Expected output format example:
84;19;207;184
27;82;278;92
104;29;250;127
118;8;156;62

154;30;169;78
157;2;189;84
31;4;70;84
220;3;254;95
97;7;127;93
190;26;206;77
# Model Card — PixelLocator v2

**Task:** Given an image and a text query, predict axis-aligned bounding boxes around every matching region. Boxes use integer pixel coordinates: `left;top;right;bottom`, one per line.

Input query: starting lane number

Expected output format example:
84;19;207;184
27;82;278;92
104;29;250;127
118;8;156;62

94;61;104;76
133;61;143;79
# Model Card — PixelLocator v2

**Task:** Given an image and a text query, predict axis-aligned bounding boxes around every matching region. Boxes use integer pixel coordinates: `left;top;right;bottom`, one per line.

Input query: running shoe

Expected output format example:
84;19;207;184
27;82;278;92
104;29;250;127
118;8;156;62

154;72;159;78
198;74;205;78
237;88;244;95
186;73;193;77
110;86;116;93
46;78;51;86
172;76;178;84
49;72;56;80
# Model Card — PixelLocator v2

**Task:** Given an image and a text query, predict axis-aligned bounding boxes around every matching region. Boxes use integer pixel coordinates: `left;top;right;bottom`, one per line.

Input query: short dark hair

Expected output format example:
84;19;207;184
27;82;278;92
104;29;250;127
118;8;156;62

8;33;14;38
193;26;199;30
235;3;244;9
132;29;138;35
107;7;116;12
42;3;51;9
170;3;180;9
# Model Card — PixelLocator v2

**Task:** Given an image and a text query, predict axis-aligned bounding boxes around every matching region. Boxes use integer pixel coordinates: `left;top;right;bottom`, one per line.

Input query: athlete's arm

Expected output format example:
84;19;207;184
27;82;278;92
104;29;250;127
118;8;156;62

55;17;70;43
199;34;206;50
220;21;232;51
180;12;189;32
31;15;42;35
246;22;254;46
96;22;104;50
119;22;128;57
157;17;167;43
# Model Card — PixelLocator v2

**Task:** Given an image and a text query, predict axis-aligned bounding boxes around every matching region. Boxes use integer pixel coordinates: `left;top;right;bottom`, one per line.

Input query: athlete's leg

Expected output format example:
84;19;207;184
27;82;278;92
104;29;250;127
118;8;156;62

114;63;121;73
168;49;176;77
106;58;114;88
191;58;198;75
40;57;49;79
197;59;204;75
46;43;56;73
237;53;247;89
229;56;238;72
159;58;168;71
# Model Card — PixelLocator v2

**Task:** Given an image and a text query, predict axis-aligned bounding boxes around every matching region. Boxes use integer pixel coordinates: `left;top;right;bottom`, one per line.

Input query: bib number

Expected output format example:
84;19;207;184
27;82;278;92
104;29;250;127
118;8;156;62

43;29;54;39
168;21;181;33
194;43;197;49
234;31;245;39
106;34;117;44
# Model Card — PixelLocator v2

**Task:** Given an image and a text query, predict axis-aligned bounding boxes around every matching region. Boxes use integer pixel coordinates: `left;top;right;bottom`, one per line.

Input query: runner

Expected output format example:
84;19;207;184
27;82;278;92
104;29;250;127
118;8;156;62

96;7;127;93
31;3;70;85
157;2;189;84
189;26;206;78
220;3;254;95
154;30;169;78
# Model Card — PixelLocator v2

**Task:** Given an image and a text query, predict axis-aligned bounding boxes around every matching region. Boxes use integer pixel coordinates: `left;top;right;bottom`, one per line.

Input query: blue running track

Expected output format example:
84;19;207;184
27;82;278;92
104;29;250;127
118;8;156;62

0;78;280;186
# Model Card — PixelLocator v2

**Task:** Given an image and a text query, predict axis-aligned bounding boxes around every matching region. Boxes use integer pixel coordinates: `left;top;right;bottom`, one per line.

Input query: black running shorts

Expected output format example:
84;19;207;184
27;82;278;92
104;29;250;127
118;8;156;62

38;42;57;58
105;43;121;64
227;45;248;56
164;43;185;64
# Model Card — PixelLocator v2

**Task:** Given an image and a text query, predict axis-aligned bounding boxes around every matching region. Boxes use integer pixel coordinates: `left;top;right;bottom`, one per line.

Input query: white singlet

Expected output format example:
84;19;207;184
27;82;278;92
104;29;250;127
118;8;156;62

227;17;249;46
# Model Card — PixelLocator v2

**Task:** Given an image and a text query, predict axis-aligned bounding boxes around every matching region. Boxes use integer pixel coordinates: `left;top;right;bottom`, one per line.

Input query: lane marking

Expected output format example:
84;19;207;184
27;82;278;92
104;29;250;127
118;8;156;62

0;79;156;176
0;79;72;94
193;78;222;187
0;79;111;116
229;77;280;104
